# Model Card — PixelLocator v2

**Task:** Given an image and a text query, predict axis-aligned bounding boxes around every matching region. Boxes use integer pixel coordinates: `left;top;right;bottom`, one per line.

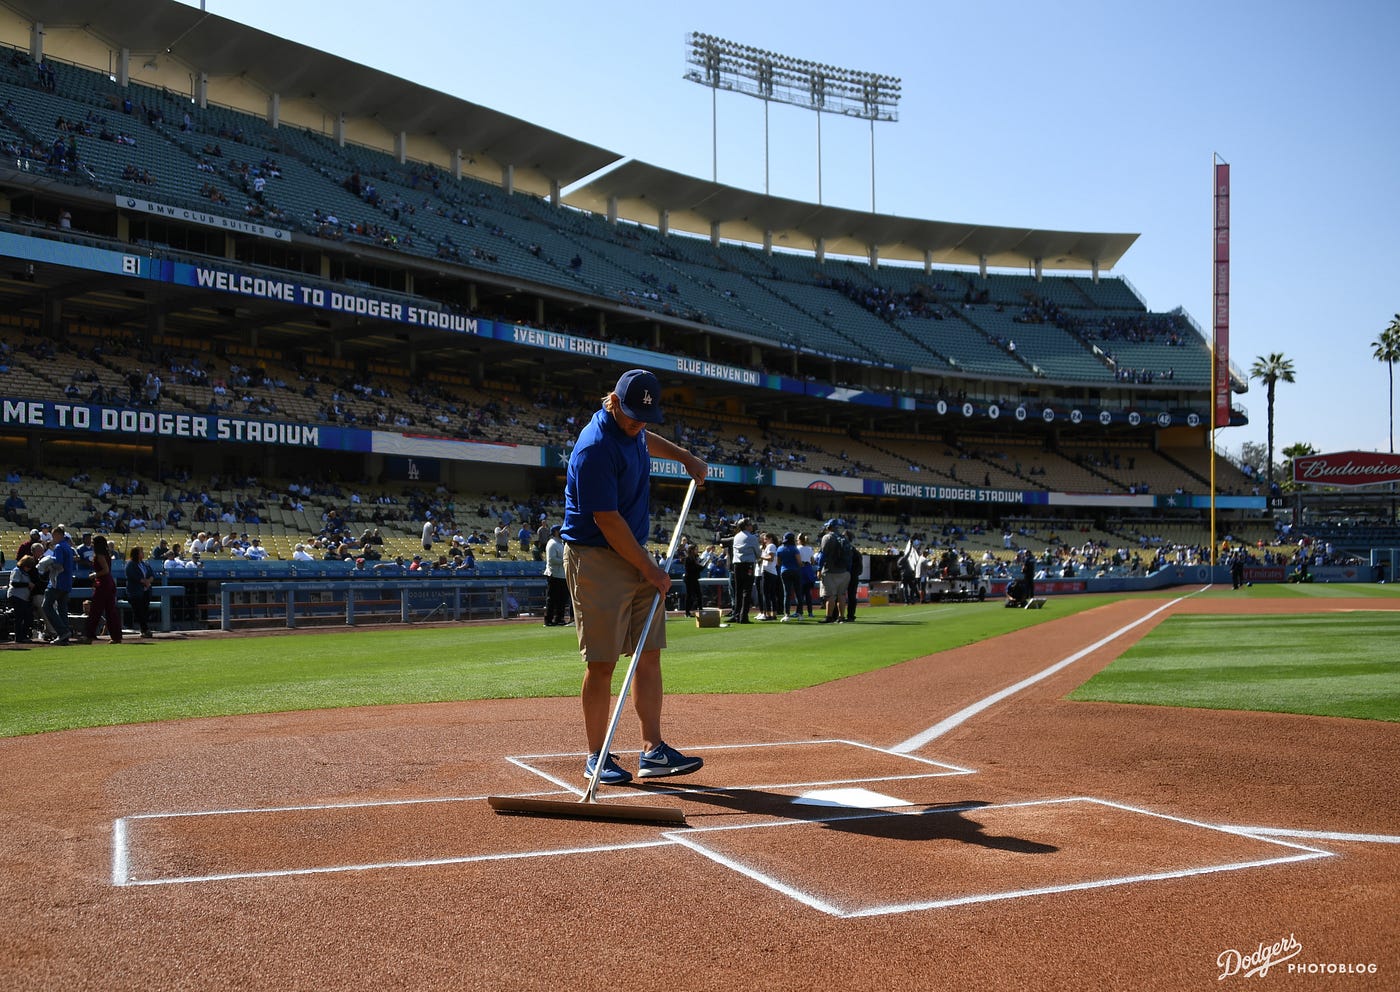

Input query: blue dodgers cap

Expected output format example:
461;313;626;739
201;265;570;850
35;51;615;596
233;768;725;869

825;518;841;530
614;369;664;424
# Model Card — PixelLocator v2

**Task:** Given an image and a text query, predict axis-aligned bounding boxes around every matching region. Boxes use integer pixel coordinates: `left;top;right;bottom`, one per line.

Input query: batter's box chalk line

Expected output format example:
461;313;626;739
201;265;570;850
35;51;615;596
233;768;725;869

503;738;976;799
659;796;1337;919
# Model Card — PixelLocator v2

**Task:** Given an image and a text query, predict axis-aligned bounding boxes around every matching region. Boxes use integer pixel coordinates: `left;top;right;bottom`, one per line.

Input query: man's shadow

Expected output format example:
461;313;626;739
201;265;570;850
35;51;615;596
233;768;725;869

638;784;1057;854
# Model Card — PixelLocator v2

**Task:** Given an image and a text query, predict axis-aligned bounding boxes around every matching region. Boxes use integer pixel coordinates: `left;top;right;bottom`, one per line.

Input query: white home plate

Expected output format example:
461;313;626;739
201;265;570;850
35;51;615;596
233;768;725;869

792;788;913;809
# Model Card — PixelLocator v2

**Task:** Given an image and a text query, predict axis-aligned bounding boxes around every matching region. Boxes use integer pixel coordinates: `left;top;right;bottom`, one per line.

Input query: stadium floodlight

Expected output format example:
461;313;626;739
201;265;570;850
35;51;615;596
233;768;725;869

685;32;900;209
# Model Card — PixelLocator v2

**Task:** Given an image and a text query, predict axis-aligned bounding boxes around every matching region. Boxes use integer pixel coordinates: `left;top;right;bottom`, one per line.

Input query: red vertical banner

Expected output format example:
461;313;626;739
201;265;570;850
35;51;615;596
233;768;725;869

1212;161;1231;427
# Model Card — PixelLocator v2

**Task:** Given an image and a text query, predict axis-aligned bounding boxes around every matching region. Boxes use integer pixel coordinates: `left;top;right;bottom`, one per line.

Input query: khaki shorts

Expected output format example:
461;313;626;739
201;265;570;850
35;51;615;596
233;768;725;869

564;543;666;664
819;569;850;601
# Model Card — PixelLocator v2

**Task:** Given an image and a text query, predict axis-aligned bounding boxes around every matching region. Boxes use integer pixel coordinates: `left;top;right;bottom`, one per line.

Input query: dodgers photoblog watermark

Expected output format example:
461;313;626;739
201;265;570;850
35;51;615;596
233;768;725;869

1216;933;1379;980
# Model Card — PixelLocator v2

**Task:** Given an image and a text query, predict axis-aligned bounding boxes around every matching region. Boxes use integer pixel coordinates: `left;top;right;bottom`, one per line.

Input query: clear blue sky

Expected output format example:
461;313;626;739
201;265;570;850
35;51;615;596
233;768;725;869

182;0;1400;461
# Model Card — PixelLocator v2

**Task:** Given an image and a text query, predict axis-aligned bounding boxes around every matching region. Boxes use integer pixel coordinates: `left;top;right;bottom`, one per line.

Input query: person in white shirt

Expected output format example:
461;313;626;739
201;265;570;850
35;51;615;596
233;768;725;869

292;543;314;561
756;532;780;620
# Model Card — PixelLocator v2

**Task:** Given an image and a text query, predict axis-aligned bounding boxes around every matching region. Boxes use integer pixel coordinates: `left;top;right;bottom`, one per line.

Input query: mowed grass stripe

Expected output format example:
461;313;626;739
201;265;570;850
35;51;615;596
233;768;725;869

1069;613;1400;721
1197;583;1400;599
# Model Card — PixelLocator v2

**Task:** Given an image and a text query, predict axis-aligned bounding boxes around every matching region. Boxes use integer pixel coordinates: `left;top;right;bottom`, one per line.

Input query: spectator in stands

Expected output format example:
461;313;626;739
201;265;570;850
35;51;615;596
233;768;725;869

80;535;121;645
422;517;435;553
494;522;509;558
125;546;155;639
244;539;269;561
16;528;41;558
40;523;76;646
534;517;550;562
292;543;315;562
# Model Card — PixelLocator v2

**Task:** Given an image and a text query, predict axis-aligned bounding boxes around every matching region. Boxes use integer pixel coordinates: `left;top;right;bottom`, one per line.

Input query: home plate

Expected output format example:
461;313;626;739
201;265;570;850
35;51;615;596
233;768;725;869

792;788;914;809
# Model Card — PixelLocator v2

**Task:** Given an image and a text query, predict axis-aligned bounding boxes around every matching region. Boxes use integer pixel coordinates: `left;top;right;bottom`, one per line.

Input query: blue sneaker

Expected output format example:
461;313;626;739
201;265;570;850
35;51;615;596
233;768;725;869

637;741;704;779
584;752;632;786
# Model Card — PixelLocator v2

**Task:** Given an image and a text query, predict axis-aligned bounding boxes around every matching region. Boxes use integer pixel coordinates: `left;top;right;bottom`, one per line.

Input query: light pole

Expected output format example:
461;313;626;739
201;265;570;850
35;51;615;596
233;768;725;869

684;33;900;212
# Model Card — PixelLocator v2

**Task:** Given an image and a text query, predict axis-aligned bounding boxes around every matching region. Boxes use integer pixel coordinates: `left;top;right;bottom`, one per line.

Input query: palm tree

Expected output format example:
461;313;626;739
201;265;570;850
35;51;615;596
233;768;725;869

1373;315;1400;453
1249;353;1297;492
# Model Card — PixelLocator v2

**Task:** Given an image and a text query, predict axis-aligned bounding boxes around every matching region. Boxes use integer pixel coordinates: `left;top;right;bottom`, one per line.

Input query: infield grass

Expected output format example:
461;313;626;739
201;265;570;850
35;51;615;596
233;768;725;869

1069;612;1400;721
0;595;1114;737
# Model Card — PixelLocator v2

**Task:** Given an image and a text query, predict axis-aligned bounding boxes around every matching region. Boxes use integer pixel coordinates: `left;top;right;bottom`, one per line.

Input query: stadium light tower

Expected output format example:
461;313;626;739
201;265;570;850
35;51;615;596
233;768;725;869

684;32;900;210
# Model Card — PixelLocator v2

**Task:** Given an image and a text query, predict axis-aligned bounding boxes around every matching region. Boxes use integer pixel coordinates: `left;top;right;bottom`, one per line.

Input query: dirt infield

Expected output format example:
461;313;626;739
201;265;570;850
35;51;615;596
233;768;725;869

1;592;1396;990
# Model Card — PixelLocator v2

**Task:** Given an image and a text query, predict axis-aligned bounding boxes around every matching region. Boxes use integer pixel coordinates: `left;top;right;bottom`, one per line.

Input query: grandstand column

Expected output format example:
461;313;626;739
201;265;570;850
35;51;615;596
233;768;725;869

502;165;514;196
268;92;280;129
334;113;346;147
607;196;618;224
550;179;561;206
536;299;546;325
117;48;130;87
764;230;773;255
979;254;987;279
816;238;826;266
28;21;42;62
196;73;208;109
452;149;462;180
924;249;933;275
468;283;477;310
42;297;60;336
1092;258;1100;284
711;222;721;248
395;132;407;165
659;210;670;237
869;244;880;270
1034;258;1043;281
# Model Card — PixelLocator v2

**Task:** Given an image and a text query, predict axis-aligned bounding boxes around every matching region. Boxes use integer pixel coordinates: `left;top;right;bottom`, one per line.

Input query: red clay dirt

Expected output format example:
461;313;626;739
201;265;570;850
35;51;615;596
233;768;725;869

0;591;1396;990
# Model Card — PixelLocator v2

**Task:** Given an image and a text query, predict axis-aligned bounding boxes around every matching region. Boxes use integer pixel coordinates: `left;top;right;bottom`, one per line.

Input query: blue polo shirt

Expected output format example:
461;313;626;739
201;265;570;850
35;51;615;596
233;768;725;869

561;408;650;549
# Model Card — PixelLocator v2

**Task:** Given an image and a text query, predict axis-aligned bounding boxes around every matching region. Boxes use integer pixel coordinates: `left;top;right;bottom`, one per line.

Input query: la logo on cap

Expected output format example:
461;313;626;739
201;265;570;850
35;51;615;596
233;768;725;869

642;390;653;406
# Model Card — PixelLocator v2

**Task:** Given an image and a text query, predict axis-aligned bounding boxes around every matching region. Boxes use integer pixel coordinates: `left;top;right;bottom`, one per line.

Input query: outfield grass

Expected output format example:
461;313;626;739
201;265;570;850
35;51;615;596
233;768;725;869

1069;612;1400;721
0;596;1116;738
5;586;1396;737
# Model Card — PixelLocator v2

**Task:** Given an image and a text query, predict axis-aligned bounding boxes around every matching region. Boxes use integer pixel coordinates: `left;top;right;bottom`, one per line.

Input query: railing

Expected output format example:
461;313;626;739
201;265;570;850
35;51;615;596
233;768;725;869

216;577;544;630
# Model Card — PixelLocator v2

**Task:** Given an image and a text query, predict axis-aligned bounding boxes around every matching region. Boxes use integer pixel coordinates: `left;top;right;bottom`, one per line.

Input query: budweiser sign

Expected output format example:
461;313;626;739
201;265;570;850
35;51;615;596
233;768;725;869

1293;451;1400;487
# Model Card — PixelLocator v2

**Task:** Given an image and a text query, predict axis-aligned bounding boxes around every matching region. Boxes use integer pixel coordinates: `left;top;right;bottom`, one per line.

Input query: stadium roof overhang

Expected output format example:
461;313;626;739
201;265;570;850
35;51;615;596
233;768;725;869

9;0;622;185
13;0;1137;271
565;160;1139;271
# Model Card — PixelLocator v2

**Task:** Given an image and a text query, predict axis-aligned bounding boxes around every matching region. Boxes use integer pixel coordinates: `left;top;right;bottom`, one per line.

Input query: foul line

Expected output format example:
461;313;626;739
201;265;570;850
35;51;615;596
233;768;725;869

1220;826;1400;845
891;593;1196;753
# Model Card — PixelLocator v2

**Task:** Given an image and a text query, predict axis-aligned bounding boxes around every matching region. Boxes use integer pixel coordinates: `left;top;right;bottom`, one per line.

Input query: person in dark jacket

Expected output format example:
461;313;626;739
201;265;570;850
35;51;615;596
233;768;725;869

125;545;155;638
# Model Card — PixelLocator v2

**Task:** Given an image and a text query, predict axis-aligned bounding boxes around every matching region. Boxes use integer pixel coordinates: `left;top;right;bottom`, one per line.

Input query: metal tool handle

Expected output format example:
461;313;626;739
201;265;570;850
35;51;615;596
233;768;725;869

582;477;699;804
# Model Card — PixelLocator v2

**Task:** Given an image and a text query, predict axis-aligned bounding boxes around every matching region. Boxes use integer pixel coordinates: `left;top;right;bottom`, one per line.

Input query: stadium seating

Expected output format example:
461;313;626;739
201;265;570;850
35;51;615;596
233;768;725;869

0;49;1223;393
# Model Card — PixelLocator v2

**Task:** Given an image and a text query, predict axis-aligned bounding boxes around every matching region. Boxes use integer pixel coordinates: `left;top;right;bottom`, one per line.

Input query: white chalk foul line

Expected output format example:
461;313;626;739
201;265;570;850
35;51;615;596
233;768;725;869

891;593;1195;753
1220;826;1400;845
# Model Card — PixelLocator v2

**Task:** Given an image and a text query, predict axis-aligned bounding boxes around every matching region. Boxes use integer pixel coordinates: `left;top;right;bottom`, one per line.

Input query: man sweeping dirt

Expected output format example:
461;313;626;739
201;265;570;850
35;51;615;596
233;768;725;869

561;369;709;786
